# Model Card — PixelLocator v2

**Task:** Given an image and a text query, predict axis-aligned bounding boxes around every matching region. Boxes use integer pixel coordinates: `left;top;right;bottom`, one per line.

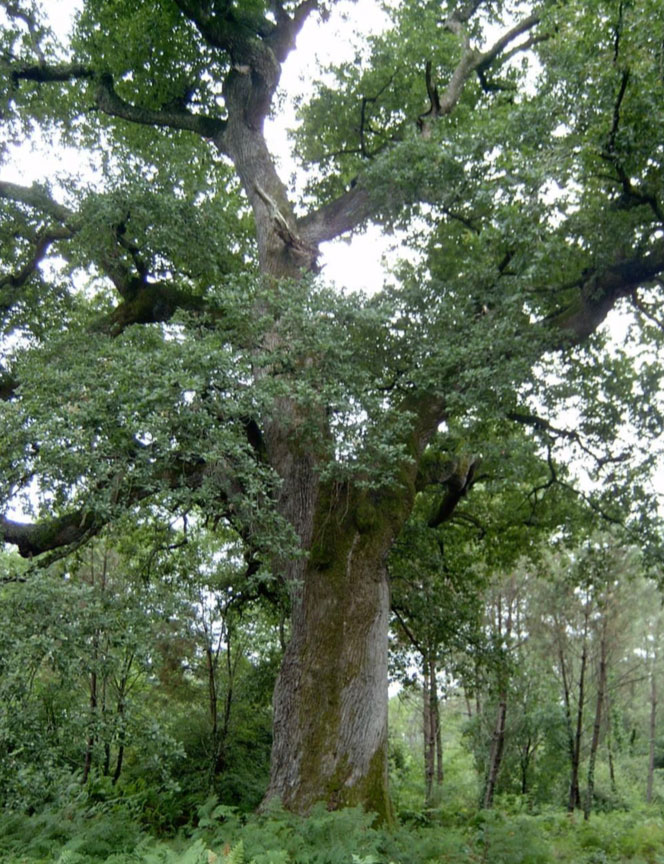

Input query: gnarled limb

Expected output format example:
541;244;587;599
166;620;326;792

0;225;72;308
0;180;219;327
0;449;210;559
6;61;227;139
0;510;104;559
301;10;544;242
546;239;664;343
95;73;226;139
297;183;371;246
0;180;76;223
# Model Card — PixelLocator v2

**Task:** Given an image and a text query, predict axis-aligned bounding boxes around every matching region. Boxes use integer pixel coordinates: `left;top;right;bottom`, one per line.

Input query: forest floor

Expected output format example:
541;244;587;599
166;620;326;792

2;800;664;863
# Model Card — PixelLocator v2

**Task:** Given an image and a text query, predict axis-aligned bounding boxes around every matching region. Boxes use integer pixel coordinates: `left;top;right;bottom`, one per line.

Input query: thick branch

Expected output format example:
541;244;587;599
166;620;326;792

0;226;72;305
0;180;76;224
297;183;372;246
546;239;664;342
173;0;266;52
0;454;208;559
0;182;78;306
427;456;479;528
9;60;93;84
475;14;541;75
103;281;209;335
302;11;544;242
95;73;226;139
7;57;227;140
0;511;104;559
0;181;138;301
267;0;319;63
172;0;284;128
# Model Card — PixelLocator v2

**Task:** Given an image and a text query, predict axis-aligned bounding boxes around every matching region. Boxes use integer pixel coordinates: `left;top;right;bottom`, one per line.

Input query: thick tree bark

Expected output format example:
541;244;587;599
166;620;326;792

264;485;405;821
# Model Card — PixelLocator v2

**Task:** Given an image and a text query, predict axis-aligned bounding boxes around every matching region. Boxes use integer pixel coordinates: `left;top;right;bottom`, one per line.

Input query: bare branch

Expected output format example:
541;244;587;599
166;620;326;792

297;10;546;241
418;59;442;130
422;12;543;130
507;411;631;472
558;480;625;526
605;68;630;156
391;604;425;654
599;70;664;222
476;13;541;72
359;76;394;157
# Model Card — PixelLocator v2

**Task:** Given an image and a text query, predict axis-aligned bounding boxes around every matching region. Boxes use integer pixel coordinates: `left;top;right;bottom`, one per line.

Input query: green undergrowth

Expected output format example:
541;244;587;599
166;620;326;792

3;800;664;864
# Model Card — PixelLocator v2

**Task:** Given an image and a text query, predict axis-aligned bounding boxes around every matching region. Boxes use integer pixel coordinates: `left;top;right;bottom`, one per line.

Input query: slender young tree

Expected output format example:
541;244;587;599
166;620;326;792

2;0;664;817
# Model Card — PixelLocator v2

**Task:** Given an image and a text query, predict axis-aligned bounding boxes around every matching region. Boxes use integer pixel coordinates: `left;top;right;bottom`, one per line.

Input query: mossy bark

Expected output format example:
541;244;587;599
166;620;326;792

263;487;411;823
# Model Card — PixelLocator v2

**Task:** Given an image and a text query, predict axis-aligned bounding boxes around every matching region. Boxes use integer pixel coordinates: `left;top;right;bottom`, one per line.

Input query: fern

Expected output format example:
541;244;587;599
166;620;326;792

223;839;245;864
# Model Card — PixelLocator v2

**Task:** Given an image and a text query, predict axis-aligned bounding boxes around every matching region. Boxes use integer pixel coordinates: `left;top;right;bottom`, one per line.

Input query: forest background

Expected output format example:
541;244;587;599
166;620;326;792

2;0;664;861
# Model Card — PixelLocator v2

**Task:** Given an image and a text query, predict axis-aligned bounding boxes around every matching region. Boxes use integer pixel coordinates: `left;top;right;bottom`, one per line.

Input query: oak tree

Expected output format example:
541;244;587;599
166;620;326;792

1;0;664;819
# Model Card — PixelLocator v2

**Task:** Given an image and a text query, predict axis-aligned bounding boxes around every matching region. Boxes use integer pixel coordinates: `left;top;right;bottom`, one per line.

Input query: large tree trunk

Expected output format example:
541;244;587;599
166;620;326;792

220;72;423;819
264;489;400;822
